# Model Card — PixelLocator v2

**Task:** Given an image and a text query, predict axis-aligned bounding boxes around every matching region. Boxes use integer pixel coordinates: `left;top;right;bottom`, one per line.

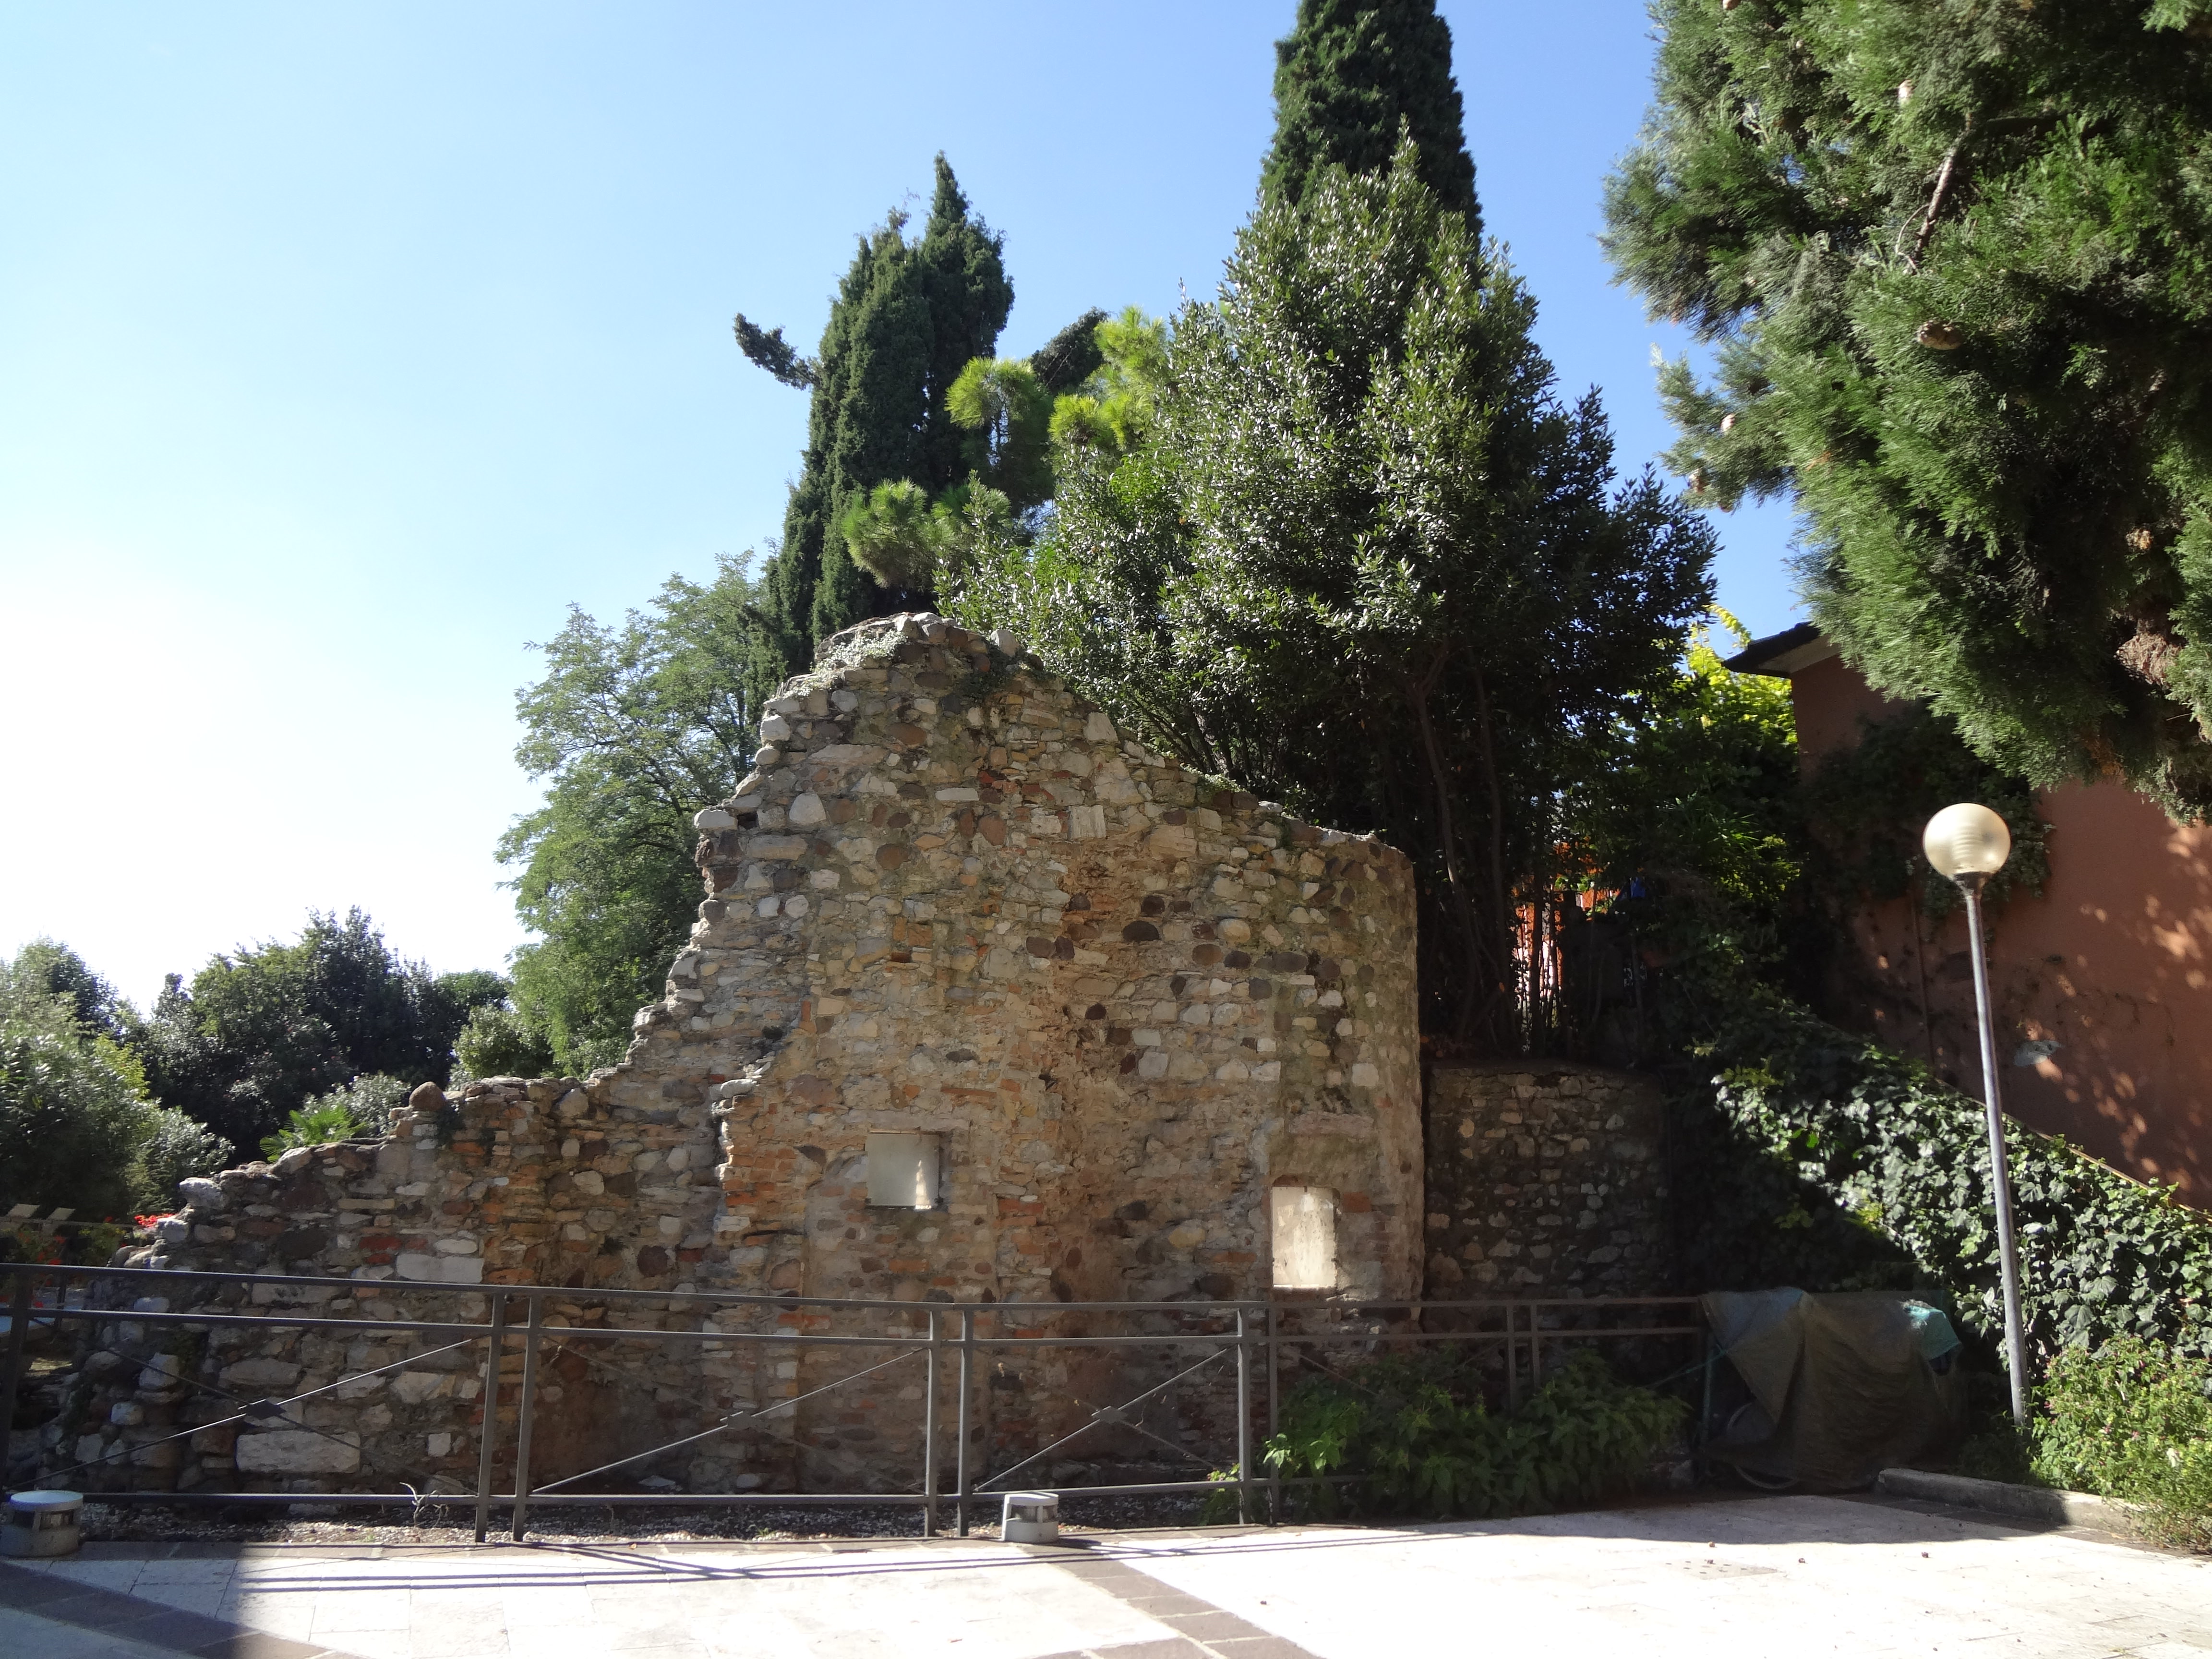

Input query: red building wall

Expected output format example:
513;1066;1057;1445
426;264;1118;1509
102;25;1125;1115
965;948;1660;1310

1787;656;2212;1200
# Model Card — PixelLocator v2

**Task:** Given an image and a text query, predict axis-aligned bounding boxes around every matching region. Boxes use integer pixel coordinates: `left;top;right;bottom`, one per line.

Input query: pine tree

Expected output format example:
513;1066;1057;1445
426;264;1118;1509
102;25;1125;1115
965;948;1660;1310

735;156;1013;695
1261;0;1479;231
1604;0;2212;816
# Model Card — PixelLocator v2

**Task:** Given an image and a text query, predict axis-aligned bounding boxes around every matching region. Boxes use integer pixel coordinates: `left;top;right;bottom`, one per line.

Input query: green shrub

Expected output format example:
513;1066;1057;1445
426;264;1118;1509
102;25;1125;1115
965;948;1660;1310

2033;1338;2212;1552
259;1098;361;1159
454;1005;556;1082
1;973;164;1217
1262;1348;1684;1520
1670;983;2212;1362
136;1107;233;1205
304;1073;411;1138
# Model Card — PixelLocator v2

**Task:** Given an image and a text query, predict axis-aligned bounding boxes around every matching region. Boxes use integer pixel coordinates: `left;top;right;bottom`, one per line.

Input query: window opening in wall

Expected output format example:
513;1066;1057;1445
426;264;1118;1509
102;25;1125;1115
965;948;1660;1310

1270;1182;1339;1290
866;1131;942;1209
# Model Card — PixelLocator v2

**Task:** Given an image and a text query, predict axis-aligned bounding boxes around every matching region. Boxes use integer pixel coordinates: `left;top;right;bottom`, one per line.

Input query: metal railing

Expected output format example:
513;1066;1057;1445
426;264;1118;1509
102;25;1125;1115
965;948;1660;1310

2;1262;1703;1539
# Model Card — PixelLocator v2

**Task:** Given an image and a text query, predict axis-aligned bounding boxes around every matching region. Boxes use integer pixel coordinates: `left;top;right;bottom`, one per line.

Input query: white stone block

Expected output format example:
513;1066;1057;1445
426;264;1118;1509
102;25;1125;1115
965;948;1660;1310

393;1371;450;1405
236;1430;360;1475
220;1357;302;1390
395;1252;484;1284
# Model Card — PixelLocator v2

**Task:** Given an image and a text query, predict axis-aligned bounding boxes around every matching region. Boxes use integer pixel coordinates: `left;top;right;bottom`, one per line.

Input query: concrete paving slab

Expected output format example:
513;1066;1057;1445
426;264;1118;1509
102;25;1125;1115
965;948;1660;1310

1090;1495;2212;1659
4;1495;2206;1659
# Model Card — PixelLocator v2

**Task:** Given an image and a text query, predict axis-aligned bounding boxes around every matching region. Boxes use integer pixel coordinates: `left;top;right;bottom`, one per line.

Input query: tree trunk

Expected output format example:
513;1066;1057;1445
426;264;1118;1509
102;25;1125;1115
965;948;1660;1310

1407;667;1493;1045
1469;670;1514;1050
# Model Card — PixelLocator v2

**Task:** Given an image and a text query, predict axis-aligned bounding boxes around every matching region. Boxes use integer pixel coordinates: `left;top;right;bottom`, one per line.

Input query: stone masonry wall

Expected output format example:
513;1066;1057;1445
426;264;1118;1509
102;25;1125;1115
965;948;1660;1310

61;613;1424;1497
684;613;1423;1314
1422;1062;1672;1300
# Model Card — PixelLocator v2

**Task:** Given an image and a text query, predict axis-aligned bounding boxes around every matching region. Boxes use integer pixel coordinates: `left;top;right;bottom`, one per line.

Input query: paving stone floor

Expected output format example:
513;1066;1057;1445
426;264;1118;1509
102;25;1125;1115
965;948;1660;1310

2;1494;2208;1659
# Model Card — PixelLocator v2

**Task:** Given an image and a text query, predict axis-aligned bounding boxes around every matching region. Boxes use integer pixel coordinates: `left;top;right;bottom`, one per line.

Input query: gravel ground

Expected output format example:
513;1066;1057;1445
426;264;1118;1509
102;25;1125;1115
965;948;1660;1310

76;1491;1214;1548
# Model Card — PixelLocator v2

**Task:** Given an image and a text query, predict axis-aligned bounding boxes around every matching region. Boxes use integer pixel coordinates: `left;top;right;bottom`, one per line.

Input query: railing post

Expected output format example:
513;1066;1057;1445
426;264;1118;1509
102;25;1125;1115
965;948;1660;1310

1529;1301;1543;1392
1234;1306;1252;1526
1698;1315;1716;1461
922;1309;939;1539
509;1295;545;1542
955;1307;974;1537
0;1267;32;1479
472;1292;509;1543
1264;1300;1279;1526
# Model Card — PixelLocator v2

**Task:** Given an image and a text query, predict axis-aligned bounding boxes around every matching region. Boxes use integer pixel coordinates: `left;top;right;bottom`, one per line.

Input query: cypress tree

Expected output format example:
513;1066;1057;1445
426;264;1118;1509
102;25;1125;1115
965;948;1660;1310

1604;0;2212;816
736;156;1012;694
1261;0;1479;232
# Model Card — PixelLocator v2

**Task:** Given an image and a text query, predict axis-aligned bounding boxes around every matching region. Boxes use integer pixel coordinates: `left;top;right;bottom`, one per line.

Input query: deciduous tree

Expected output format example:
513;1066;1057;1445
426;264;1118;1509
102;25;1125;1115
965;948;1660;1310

132;912;499;1151
501;556;758;1071
961;142;1712;1046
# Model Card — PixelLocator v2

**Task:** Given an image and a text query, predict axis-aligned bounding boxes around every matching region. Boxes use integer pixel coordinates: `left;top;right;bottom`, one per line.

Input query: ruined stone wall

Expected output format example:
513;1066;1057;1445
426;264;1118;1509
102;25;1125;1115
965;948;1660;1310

54;1074;729;1495
66;613;1424;1497
683;614;1422;1313
1422;1063;1672;1300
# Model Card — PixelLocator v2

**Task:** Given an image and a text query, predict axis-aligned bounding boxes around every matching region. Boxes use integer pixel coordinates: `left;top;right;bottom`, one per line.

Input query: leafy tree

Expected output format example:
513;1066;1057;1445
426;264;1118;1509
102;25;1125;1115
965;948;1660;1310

1604;0;2212;815
132;910;499;1152
959;140;1712;1046
9;938;130;1041
454;1006;557;1081
1572;616;1802;977
735;156;1015;692
501;555;758;1072
0;946;229;1214
1262;0;1479;228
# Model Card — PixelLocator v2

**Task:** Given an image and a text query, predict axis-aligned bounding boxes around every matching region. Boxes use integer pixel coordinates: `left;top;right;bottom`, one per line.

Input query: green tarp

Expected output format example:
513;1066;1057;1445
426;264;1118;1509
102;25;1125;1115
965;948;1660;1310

1703;1289;1968;1491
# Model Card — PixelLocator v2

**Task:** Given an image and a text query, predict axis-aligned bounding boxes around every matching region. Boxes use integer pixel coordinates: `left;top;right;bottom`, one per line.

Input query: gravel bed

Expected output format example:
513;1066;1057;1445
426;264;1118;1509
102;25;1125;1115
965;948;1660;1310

77;1491;1214;1548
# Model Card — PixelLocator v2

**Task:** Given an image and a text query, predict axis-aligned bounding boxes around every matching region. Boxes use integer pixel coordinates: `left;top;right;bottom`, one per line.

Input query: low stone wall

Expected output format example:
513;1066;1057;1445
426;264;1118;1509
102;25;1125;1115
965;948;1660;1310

1422;1062;1672;1300
52;1075;727;1495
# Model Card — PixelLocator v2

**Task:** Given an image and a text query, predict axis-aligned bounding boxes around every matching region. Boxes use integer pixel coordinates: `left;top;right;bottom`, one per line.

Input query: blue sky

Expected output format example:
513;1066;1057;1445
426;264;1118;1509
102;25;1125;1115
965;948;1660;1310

0;0;1803;1004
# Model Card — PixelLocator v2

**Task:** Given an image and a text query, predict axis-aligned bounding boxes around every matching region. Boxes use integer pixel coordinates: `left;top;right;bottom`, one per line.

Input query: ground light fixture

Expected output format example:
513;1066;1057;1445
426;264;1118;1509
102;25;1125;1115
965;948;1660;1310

1922;802;2030;1427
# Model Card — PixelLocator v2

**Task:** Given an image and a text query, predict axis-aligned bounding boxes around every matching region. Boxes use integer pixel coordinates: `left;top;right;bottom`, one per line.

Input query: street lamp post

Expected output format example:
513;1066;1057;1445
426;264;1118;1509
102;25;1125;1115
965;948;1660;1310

1922;802;2030;1428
